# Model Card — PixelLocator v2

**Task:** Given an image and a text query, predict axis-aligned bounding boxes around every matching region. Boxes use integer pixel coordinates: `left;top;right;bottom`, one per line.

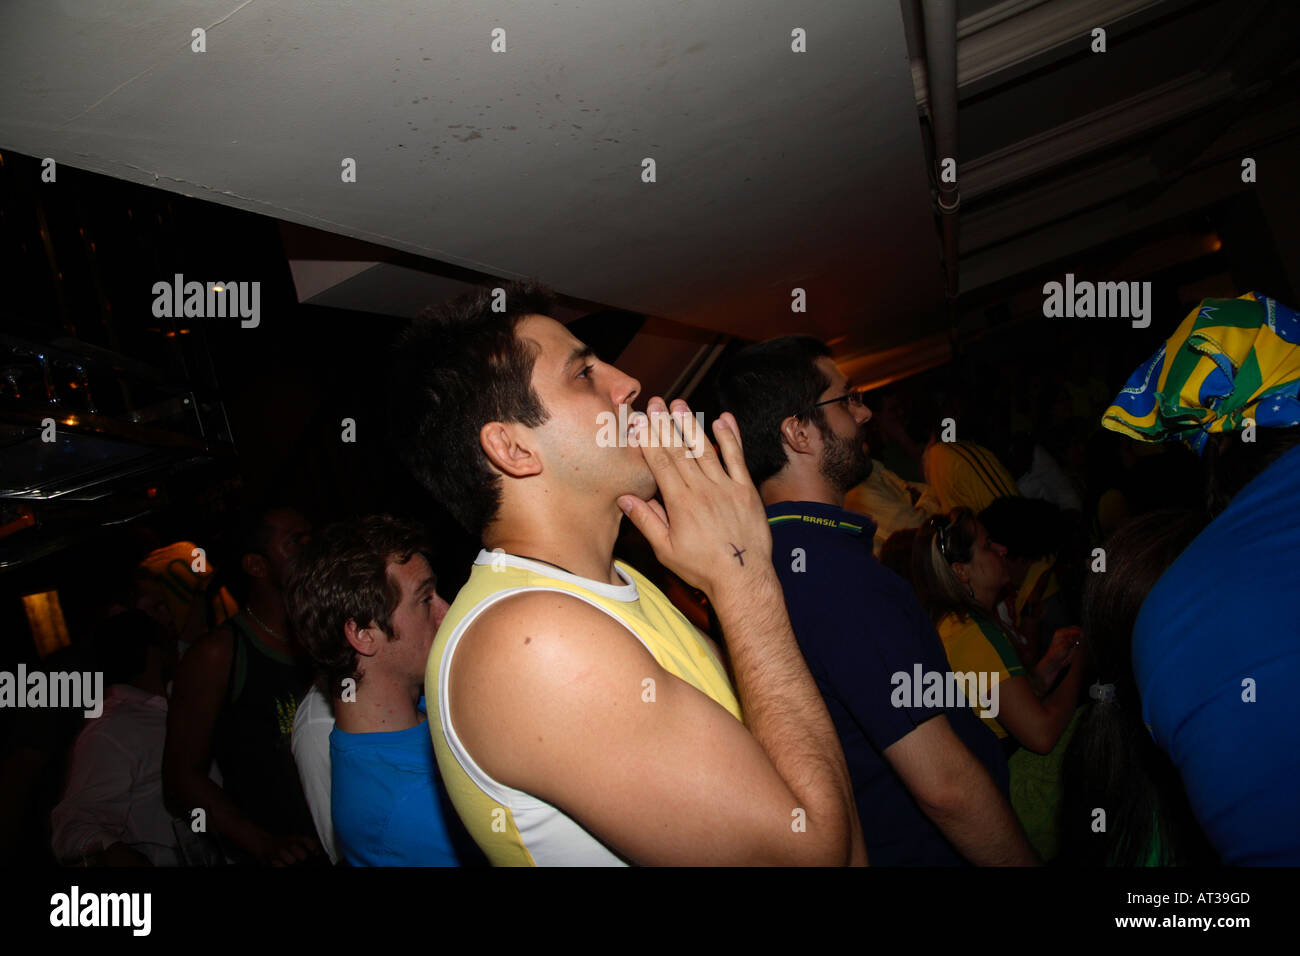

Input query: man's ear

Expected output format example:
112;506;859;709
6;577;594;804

480;421;543;478
344;619;380;660
779;414;818;458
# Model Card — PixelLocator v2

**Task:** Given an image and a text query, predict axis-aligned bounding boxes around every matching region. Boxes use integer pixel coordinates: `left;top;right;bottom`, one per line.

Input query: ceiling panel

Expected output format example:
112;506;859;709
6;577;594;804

0;0;945;353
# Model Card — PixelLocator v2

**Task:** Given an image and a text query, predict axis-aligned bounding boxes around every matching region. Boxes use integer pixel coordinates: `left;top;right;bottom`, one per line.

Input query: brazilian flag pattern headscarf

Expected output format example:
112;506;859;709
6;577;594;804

1101;292;1300;455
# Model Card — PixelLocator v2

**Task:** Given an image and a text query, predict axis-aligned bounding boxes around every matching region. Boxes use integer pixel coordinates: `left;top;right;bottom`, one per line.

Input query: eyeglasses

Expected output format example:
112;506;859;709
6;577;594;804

809;389;868;412
929;515;954;562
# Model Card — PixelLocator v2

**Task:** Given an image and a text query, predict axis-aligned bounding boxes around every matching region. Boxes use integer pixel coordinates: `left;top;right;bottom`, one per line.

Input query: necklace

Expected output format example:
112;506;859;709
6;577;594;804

244;604;285;642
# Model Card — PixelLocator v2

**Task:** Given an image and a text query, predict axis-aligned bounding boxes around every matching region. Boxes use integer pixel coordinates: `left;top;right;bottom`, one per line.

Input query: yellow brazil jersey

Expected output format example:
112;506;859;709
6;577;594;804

935;611;1026;739
922;441;1020;514
426;549;742;866
1014;556;1061;632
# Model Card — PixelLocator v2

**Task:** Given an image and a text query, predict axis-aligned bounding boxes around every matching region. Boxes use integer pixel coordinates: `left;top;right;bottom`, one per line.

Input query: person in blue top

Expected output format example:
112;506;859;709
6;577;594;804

1136;434;1300;865
716;336;1038;865
284;515;468;866
1102;292;1300;865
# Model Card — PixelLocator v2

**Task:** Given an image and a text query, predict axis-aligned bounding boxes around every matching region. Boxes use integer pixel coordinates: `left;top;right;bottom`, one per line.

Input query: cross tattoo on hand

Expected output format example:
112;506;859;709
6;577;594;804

729;542;747;566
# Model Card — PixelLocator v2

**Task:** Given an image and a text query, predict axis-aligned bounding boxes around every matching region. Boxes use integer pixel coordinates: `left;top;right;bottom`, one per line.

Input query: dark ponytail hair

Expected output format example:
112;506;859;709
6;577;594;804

1059;509;1217;866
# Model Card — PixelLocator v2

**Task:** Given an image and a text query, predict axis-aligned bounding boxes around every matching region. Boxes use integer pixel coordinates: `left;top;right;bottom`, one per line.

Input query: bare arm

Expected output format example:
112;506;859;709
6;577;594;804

455;400;861;865
163;630;257;851
995;662;1086;755
1028;626;1082;694
884;716;1039;865
711;568;864;864
620;400;860;863
162;630;316;864
634;400;857;863
453;588;855;865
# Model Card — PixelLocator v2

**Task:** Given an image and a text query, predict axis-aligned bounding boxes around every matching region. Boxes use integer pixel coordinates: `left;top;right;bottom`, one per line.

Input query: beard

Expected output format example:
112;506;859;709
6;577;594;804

820;425;873;493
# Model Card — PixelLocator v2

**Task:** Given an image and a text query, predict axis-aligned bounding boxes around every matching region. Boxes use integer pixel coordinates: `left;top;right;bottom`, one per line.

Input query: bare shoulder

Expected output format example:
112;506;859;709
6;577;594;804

450;590;658;715
188;624;235;661
448;590;663;785
165;625;234;760
445;589;826;864
465;586;649;648
176;625;234;689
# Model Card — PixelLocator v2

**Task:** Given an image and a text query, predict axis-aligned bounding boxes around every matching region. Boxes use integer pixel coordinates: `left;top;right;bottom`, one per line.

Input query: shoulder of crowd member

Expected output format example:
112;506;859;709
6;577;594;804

163;625;235;807
836;531;927;621
176;625;235;691
772;521;922;617
768;518;869;564
451;589;839;865
452;588;678;748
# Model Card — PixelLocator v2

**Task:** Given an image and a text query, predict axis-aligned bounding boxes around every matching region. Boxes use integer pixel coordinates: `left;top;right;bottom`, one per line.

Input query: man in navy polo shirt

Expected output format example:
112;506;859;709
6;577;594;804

717;337;1037;865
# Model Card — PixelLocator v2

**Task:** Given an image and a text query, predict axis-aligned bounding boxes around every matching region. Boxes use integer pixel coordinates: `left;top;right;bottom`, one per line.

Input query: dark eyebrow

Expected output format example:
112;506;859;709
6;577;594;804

415;576;436;596
563;344;595;375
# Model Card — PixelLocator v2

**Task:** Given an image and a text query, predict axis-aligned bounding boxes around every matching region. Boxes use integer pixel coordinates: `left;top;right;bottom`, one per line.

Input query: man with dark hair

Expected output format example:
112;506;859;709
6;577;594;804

979;496;1071;667
715;336;1038;865
387;281;862;865
389;280;557;537
162;506;321;865
284;515;463;866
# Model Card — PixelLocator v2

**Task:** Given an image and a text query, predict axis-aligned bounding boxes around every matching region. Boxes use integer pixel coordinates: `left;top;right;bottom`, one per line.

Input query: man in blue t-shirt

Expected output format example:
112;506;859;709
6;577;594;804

285;516;470;866
717;337;1037;865
329;696;457;866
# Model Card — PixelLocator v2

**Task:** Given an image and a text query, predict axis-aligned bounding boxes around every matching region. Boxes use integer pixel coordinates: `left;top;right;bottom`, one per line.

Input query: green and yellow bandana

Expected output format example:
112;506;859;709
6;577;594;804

1101;292;1300;454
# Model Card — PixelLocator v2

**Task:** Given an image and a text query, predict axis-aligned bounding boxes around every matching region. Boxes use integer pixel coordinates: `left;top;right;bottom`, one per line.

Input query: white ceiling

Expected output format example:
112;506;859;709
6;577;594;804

6;0;1297;386
0;0;945;354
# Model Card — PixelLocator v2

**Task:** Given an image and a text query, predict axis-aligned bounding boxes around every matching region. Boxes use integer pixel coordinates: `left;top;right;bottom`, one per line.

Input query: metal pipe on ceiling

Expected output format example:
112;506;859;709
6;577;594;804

922;0;961;303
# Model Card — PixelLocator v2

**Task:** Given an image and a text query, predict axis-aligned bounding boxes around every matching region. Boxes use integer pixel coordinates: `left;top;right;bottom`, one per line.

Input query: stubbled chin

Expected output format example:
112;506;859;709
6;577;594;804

635;471;659;501
621;463;658;502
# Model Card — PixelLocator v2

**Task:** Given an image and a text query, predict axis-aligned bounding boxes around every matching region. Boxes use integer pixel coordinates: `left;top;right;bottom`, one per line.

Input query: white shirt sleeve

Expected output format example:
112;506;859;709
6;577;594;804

291;685;339;864
50;722;137;862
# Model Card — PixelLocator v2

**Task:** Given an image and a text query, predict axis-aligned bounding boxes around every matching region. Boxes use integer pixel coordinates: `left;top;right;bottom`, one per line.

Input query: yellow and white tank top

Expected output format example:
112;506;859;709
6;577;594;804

427;549;742;866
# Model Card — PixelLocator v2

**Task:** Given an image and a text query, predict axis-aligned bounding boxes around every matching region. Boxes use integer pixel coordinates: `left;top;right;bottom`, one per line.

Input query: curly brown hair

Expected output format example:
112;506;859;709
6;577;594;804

284;515;430;698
